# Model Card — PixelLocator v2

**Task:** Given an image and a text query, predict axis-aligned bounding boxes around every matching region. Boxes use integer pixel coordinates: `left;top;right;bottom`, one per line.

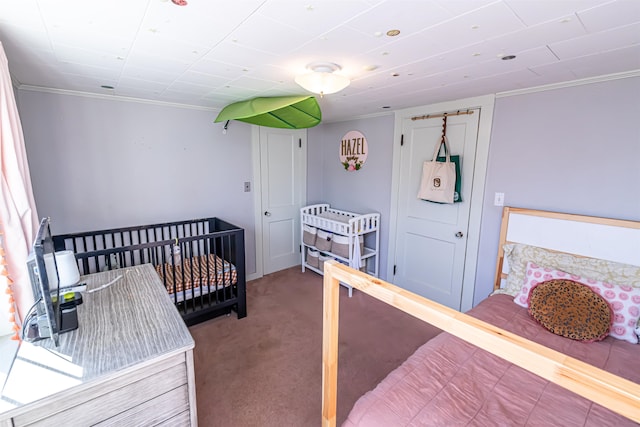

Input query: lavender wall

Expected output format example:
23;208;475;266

474;76;640;304
17;90;258;275
17;75;639;300
307;114;395;278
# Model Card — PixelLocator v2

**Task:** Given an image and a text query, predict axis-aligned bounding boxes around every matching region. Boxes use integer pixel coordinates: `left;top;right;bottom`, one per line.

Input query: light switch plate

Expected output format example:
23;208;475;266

244;182;251;192
494;192;505;206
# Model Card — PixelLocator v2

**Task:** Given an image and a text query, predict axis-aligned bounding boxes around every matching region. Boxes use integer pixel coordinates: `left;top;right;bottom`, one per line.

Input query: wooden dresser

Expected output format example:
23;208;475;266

0;264;197;426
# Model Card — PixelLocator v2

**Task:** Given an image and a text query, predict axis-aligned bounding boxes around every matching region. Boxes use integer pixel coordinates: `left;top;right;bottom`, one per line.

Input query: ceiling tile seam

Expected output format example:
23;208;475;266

440;59;554;88
573;1;619;34
546;45;561;62
35;0;58;67
121;73;193;89
552;43;640;67
212;14;301;58
297;28;395;59
112;0;154;93
213;78;283;94
109;2;231;98
163;1;274;95
574;11;589;34
433;0;501;24
527;67;542;78
46;44;126;75
269;3;383;53
501;0;528;28
193;53;275;75
414;8;618;66
346;1;509;59
355;38;532;84
546;21;640;62
357;23;545;78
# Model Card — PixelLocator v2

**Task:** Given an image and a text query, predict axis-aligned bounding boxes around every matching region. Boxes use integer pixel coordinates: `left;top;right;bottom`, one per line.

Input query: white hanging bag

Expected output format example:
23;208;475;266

417;137;456;204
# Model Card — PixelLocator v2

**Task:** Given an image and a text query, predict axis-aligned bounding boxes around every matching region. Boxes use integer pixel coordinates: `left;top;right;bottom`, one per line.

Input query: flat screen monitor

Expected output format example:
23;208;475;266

26;217;61;346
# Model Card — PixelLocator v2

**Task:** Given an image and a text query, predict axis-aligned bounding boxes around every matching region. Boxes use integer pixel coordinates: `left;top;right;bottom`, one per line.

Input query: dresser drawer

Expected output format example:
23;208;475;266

14;355;188;427
156;409;192;426
94;384;189;426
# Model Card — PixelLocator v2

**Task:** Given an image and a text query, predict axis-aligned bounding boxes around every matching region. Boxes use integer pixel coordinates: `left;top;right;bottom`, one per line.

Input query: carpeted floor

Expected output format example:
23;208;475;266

189;266;441;427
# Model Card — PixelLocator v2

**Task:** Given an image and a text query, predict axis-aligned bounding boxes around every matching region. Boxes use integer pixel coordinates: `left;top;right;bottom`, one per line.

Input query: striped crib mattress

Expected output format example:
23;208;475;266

155;254;237;295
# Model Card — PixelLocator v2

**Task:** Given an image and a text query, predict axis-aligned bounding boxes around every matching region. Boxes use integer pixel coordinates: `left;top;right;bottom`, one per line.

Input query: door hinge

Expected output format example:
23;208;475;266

393;265;397;275
299;138;302;148
299;245;302;253
400;134;404;146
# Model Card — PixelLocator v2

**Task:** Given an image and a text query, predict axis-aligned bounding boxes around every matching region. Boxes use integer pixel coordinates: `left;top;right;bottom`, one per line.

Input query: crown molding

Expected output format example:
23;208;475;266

10;75;22;90
16;84;219;112
496;69;640;98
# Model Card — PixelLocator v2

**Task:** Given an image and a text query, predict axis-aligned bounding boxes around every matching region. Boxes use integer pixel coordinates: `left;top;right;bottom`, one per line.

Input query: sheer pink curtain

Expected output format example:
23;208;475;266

0;41;39;338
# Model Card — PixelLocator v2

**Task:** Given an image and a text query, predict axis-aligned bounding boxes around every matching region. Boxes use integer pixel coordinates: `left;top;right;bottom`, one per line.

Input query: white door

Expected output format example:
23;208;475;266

393;111;480;310
259;127;306;275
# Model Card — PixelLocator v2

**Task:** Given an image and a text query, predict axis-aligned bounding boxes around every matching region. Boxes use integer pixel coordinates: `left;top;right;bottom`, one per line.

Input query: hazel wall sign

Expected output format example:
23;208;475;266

340;130;368;171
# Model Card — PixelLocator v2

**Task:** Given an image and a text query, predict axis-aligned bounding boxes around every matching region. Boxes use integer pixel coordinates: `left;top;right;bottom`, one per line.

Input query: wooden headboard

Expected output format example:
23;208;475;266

321;207;640;426
494;207;640;290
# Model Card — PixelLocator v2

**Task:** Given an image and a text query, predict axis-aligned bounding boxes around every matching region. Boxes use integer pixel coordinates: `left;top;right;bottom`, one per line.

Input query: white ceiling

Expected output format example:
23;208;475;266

1;0;639;122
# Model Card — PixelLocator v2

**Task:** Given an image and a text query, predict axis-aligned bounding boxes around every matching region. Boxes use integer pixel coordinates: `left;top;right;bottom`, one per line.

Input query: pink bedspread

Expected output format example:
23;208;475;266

343;294;639;426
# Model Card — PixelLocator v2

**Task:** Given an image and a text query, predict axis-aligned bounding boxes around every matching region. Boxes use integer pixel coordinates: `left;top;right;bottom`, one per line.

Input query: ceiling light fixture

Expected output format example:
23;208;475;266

295;62;350;97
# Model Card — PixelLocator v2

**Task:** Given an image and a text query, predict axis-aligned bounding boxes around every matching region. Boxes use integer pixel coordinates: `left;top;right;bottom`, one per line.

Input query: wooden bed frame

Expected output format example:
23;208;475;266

321;207;640;426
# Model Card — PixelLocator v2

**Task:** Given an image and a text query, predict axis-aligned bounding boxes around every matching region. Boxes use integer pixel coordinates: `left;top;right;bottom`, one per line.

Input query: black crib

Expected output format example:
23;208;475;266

53;217;246;326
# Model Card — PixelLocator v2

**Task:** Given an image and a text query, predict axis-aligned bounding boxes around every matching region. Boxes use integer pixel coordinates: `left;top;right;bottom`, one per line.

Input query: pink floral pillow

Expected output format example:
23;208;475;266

514;261;640;344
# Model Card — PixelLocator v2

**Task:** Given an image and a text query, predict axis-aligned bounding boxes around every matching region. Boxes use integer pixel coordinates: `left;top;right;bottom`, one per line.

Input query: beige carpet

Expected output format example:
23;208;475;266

189;266;441;427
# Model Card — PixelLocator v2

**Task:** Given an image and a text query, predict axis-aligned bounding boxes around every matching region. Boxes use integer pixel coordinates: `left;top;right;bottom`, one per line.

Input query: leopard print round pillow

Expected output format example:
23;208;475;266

528;279;612;342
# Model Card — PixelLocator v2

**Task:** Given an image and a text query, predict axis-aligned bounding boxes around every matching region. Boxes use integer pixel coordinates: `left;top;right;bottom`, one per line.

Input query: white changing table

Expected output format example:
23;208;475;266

301;204;380;296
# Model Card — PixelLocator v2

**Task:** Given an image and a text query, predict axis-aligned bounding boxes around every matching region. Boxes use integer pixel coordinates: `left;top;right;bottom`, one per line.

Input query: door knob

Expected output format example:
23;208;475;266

264;211;271;216
455;231;464;238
